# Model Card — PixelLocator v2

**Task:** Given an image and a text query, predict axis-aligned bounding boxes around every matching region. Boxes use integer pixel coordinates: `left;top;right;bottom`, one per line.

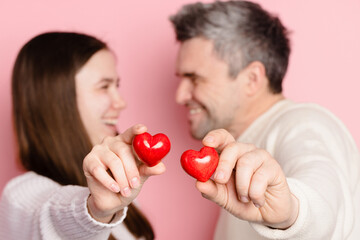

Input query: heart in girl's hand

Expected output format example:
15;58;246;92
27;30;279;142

180;146;219;182
133;132;171;167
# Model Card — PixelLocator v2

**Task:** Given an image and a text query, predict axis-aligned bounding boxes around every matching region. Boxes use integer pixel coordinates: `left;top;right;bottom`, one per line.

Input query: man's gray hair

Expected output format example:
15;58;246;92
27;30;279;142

169;1;290;93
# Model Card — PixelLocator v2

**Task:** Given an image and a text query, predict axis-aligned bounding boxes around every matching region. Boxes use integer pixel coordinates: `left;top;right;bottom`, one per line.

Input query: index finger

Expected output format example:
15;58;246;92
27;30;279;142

214;142;256;184
202;129;236;152
202;129;257;183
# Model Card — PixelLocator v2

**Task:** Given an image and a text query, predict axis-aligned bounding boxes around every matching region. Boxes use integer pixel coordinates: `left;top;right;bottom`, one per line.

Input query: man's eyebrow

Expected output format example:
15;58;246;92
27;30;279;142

175;72;198;78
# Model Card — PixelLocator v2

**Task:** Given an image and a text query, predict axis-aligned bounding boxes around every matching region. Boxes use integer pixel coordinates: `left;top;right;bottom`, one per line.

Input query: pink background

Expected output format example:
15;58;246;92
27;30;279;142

1;0;359;239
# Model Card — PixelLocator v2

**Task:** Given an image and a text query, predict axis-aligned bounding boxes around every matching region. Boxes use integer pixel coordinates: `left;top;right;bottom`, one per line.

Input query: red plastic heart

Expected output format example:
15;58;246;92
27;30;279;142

180;146;219;182
133;132;171;167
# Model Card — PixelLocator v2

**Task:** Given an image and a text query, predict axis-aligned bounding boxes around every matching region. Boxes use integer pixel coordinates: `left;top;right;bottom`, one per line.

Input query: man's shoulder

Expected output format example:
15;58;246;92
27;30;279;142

275;101;341;126
239;100;343;143
267;100;355;144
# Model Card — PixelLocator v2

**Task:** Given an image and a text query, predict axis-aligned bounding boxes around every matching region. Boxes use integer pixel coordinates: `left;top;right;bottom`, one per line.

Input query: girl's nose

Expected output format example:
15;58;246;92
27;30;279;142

112;90;127;110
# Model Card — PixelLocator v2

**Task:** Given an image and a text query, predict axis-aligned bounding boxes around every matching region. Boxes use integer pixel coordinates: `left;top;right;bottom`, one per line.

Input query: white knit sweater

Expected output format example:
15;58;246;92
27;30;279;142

0;171;137;240
214;99;360;239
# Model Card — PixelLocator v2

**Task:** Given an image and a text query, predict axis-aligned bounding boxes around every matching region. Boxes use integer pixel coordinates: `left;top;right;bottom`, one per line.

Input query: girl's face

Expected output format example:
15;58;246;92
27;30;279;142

76;49;126;145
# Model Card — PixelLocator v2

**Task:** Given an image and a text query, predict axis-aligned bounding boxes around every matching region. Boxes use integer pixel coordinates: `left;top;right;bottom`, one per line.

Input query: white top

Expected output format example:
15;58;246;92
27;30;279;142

214;99;360;239
0;171;138;240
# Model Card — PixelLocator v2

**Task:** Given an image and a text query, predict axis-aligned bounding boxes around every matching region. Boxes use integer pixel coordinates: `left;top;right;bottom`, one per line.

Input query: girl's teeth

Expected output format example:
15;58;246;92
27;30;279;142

103;119;118;125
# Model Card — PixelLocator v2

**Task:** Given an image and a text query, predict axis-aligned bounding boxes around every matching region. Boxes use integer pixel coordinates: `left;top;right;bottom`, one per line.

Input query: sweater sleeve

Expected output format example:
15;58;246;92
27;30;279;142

0;172;127;240
250;106;359;239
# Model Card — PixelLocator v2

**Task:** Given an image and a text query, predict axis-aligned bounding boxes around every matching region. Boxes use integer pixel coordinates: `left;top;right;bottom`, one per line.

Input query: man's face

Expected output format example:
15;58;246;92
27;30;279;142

175;37;245;139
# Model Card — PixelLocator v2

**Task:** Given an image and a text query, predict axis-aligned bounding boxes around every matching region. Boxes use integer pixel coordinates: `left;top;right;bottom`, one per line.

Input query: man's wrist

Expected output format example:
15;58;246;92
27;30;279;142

266;193;299;230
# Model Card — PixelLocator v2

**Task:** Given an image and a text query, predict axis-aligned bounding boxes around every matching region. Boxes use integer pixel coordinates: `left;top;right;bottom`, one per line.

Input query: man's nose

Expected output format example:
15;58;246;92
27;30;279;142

176;79;193;105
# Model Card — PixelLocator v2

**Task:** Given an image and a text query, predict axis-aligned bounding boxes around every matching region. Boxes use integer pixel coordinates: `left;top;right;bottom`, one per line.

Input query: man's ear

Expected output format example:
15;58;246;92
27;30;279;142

239;61;267;96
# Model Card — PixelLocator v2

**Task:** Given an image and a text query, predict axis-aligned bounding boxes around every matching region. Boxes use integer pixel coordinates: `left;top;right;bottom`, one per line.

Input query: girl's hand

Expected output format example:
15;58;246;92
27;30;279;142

83;124;166;223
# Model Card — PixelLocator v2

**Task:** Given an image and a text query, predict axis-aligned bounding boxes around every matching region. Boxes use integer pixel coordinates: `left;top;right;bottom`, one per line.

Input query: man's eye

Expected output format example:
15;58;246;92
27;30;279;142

190;77;199;85
100;84;109;89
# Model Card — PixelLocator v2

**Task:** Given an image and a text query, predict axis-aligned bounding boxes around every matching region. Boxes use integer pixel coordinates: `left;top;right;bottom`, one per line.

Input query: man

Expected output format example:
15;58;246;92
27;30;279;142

170;1;360;239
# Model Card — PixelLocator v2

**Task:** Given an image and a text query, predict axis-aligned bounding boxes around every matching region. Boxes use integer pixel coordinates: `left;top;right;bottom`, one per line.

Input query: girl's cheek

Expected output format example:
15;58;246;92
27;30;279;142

90;95;112;113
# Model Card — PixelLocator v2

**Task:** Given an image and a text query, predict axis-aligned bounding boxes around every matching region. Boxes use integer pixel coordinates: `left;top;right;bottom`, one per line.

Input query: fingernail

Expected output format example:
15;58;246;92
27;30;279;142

110;183;120;193
254;203;261;208
201;193;211;200
131;177;140;188
214;170;225;181
204;136;214;143
122;187;131;197
136;124;144;130
241;196;249;203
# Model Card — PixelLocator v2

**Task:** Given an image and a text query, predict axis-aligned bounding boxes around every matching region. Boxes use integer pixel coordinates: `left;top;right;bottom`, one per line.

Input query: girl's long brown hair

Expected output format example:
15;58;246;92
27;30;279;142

11;32;154;240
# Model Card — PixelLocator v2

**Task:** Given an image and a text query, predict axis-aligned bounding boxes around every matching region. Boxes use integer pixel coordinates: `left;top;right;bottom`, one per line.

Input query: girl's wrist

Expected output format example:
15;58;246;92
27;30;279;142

87;194;115;223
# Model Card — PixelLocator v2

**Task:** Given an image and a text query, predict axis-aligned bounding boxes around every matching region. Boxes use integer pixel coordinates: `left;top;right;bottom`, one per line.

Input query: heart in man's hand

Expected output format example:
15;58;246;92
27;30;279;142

181;146;219;182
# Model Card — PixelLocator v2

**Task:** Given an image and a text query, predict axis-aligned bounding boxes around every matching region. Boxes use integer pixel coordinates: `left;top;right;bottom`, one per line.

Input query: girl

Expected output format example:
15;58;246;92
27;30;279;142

0;32;165;239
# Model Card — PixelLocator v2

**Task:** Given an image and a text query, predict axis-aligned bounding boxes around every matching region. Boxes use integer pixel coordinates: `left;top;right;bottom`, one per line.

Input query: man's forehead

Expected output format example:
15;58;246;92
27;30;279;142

176;37;230;77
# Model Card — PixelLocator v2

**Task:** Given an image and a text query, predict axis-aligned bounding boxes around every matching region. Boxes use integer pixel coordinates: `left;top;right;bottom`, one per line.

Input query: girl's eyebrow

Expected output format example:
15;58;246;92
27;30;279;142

99;77;120;84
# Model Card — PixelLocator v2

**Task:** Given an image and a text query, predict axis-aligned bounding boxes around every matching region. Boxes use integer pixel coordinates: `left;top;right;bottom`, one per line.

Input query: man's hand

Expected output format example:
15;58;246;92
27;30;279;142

196;129;299;229
83;124;166;223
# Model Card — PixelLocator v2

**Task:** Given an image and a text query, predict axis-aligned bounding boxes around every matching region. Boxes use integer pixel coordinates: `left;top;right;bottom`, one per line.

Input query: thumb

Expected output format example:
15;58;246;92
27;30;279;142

139;162;166;181
196;180;225;207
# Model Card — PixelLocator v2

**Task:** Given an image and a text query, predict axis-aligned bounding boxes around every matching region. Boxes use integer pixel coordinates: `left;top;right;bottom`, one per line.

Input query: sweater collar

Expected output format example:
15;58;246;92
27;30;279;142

237;99;294;142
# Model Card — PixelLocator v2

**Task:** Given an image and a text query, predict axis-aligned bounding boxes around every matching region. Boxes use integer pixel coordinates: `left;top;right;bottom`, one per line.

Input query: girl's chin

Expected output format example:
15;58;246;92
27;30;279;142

105;124;118;135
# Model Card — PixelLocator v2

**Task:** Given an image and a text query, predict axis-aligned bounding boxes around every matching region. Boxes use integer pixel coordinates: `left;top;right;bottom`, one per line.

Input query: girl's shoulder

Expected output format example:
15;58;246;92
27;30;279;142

1;171;60;209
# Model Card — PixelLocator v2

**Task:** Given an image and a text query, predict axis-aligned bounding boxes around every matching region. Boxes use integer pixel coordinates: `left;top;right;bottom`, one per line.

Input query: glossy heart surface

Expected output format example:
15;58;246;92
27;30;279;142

133;132;171;167
180;146;219;182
